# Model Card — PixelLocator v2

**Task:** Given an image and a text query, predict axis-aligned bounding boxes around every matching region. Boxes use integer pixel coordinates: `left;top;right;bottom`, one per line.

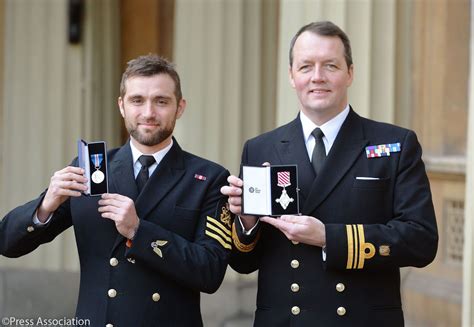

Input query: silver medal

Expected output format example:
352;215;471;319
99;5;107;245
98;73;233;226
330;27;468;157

275;171;294;210
91;170;105;184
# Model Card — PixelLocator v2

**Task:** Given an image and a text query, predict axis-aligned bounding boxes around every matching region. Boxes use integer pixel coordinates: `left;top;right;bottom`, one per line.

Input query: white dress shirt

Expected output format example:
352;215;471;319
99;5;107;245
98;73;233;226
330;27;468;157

300;105;350;160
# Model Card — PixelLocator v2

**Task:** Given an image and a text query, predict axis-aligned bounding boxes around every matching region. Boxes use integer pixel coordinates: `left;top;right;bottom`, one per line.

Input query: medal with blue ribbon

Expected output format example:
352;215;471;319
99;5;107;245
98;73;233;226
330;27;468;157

90;153;104;184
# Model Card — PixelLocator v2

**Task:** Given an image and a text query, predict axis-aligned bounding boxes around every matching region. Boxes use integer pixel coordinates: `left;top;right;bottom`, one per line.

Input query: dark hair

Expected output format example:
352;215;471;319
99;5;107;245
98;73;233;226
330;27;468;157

289;21;353;69
120;54;182;101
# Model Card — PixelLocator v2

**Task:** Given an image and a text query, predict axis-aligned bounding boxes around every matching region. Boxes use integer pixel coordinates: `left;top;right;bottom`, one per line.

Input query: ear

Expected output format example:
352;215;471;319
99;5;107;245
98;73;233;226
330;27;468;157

118;97;125;118
347;64;354;87
176;98;186;119
288;65;296;89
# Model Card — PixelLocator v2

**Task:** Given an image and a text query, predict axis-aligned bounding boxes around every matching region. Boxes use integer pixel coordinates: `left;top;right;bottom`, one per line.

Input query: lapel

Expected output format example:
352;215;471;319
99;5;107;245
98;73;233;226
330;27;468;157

110;138;186;252
134;139;186;220
302;109;369;214
108;140;138;201
274;116;315;201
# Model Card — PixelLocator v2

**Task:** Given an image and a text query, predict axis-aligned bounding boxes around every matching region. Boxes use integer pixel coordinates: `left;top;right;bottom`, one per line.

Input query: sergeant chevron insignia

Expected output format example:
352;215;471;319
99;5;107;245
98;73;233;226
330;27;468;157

151;240;168;258
206;216;232;250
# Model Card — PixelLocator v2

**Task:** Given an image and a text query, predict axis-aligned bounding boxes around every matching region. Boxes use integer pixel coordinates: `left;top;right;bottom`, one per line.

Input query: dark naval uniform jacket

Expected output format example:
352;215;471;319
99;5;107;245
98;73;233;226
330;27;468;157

231;109;438;326
1;139;233;326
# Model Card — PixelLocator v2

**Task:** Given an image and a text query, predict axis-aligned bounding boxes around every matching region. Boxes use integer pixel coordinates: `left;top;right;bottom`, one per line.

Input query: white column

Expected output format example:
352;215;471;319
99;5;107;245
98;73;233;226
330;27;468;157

0;0;120;271
173;0;277;175
462;3;474;325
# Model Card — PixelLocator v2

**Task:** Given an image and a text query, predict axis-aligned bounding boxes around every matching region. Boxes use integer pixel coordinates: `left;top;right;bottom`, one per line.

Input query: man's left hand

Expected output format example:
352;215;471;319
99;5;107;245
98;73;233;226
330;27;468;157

98;193;139;239
260;215;326;247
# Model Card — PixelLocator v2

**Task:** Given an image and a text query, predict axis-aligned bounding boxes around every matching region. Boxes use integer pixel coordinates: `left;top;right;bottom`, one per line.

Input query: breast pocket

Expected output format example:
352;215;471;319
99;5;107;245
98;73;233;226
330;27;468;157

350;177;392;222
353;177;390;189
169;206;200;241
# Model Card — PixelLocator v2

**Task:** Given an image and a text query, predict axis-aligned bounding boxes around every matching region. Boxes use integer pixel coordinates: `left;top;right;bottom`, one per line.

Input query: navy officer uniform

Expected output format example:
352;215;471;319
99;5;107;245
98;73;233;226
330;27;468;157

231;108;438;326
225;20;439;327
1;138;233;326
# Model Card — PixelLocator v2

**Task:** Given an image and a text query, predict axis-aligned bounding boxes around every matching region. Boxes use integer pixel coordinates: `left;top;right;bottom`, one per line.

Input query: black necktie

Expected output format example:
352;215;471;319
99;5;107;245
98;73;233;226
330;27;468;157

311;128;326;176
136;155;156;194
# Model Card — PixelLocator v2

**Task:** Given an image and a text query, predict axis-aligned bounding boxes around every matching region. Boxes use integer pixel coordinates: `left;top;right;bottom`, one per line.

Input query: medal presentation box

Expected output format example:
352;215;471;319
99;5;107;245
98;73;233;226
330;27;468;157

242;165;299;216
77;139;108;196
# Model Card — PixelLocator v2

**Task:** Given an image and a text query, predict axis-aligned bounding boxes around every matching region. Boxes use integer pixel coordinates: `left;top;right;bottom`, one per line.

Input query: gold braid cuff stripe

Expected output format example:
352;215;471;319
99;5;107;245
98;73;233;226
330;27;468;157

231;221;260;253
346;224;375;269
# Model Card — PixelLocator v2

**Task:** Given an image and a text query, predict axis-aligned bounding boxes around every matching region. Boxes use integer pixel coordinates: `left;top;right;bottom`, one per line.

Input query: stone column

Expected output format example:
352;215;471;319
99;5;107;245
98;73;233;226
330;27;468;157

0;0;121;270
173;0;278;175
462;3;474;325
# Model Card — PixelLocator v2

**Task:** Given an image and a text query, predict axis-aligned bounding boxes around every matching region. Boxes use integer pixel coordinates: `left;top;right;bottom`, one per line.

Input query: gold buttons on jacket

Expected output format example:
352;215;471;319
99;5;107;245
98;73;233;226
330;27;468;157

337;306;346;316
152;293;161;302
109;258;118;267
290;260;299;269
106;324;114;327
291;306;300;315
291;240;299;245
27;226;35;232
336;283;345;292
108;289;117;298
291;283;300;292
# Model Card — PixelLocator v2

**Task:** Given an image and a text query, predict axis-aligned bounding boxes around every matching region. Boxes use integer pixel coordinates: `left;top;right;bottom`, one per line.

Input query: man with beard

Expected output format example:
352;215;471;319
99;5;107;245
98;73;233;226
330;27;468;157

1;55;233;326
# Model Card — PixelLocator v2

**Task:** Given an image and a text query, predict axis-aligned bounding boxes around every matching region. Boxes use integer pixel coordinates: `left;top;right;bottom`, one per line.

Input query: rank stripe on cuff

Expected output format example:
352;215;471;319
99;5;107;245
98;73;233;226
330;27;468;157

205;230;232;249
231;221;260;253
206;222;232;243
207;216;231;236
346;224;375;269
346;225;354;269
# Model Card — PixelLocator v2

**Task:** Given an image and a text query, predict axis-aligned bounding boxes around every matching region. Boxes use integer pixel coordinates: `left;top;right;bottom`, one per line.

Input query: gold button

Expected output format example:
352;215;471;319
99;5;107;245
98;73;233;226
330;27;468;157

337;306;346;316
290;260;299;269
108;289;117;298
27;226;35;232
292;240;299;245
291;283;300;292
106;324;114;327
152;292;161;302
109;258;118;267
291;306;300;315
336;283;345;292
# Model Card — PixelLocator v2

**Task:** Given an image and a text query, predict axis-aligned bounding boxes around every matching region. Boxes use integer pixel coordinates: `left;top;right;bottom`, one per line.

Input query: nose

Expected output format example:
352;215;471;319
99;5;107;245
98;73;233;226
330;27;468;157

311;66;325;83
142;101;155;118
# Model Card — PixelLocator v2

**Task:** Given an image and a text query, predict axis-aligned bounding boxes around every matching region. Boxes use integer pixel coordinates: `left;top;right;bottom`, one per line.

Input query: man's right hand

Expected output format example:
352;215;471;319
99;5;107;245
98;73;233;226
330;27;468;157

37;166;88;222
220;175;258;230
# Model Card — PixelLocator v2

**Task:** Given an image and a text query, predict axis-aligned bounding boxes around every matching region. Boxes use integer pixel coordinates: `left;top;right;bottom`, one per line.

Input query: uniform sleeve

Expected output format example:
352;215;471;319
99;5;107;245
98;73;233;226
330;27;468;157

229;140;263;274
124;168;233;294
229;216;262;274
324;130;438;271
1;193;73;258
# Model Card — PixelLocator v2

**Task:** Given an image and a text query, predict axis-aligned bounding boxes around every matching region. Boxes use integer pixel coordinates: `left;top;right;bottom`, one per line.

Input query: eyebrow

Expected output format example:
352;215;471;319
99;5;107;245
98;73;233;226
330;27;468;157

126;94;173;101
297;58;340;64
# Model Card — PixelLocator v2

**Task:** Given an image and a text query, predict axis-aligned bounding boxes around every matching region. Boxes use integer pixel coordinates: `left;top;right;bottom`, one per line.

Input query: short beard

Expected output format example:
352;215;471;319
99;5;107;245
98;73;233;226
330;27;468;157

127;120;176;147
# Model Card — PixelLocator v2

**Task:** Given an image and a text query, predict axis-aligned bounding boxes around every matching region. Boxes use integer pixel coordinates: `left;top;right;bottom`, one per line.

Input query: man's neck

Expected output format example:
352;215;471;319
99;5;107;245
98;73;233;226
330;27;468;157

301;105;348;126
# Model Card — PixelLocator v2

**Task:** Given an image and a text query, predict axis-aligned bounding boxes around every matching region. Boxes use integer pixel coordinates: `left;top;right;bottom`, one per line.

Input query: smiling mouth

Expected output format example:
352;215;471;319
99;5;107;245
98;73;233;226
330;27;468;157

309;89;330;94
139;122;159;127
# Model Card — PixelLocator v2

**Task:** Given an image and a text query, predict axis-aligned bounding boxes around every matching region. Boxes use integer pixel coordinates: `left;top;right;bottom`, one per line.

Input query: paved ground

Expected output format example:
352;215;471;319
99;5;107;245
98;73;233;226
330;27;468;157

0;269;257;327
